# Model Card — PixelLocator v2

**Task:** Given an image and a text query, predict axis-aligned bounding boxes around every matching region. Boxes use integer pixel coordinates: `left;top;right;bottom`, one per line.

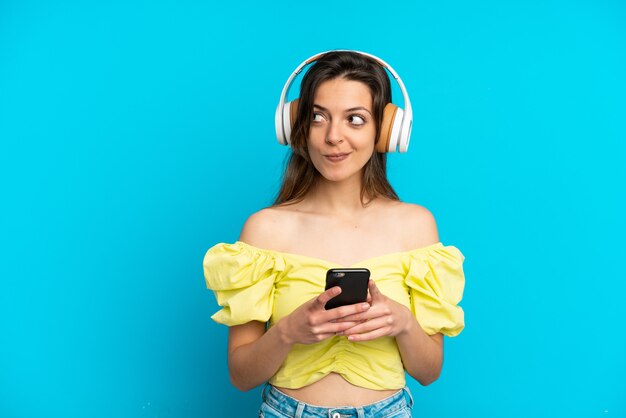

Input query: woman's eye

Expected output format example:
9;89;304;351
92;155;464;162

349;115;366;126
312;113;325;122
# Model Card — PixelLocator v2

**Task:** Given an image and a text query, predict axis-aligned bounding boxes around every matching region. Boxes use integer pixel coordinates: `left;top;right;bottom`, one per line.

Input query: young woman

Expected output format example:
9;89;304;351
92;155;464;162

204;51;465;417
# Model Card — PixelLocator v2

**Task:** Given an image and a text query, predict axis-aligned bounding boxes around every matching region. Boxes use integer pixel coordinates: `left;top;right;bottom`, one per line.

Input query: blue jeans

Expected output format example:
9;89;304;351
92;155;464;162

259;384;414;418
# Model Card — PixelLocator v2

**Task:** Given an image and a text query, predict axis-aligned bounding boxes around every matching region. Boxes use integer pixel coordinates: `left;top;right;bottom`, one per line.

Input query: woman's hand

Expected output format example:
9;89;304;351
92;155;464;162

339;280;413;342
277;286;371;345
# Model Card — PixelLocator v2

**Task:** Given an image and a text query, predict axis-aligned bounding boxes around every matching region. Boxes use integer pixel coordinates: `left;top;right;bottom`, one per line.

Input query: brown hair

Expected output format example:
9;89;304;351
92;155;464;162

273;51;399;206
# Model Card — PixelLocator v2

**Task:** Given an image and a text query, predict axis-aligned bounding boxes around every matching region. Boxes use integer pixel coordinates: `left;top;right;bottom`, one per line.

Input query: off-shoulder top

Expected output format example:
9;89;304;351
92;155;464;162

203;241;465;390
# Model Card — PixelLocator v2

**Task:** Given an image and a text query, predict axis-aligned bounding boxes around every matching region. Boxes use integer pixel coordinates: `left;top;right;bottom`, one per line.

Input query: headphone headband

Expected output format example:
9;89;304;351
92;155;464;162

275;50;413;153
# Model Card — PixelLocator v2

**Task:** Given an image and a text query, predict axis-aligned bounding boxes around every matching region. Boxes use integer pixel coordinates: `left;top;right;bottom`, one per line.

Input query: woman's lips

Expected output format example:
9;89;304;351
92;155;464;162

324;153;350;162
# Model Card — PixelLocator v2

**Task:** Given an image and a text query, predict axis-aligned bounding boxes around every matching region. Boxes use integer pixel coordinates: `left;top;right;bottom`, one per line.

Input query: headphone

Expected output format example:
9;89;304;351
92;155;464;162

275;50;413;153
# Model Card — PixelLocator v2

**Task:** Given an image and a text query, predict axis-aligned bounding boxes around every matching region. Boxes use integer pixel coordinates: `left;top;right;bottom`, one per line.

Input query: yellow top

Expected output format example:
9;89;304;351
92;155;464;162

203;241;465;390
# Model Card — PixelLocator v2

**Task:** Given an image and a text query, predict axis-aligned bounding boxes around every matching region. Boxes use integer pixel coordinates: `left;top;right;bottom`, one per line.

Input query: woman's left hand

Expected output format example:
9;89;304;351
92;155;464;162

338;280;414;342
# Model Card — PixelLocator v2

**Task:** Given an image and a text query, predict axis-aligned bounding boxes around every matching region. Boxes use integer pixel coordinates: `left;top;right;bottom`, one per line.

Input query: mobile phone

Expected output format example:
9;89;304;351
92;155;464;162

324;268;370;310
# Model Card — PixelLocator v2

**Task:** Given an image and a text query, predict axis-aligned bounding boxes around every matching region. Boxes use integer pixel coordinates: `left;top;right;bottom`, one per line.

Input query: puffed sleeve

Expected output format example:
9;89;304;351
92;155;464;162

405;244;465;336
203;242;285;326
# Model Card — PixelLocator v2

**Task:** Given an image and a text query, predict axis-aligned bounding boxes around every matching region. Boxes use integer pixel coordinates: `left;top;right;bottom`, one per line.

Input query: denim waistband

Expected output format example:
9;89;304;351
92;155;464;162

261;384;414;418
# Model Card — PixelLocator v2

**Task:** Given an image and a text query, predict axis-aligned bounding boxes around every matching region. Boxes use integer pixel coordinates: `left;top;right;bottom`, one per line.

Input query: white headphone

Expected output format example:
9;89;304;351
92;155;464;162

275;50;413;153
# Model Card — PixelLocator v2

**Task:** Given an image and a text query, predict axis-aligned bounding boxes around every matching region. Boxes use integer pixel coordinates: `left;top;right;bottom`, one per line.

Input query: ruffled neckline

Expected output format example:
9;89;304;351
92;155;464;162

232;240;448;268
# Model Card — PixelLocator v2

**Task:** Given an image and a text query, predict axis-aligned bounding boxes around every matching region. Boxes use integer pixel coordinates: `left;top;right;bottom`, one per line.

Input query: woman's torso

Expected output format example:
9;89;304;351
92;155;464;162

252;198;436;406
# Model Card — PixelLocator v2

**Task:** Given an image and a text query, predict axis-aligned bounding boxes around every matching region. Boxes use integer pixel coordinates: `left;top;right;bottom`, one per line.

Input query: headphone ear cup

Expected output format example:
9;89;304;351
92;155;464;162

376;103;399;153
281;99;300;145
276;102;287;145
389;107;404;152
289;98;299;133
398;116;412;152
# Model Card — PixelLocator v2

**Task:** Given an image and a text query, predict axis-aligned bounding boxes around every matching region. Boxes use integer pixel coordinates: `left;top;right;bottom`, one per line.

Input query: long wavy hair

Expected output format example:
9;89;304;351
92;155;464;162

273;51;399;206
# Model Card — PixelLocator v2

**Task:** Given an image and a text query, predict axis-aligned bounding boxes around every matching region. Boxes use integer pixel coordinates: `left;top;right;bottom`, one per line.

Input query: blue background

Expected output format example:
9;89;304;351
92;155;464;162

1;0;625;417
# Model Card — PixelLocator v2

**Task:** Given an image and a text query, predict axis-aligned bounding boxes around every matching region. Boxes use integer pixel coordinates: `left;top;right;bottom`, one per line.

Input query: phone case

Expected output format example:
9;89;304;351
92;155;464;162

324;268;370;310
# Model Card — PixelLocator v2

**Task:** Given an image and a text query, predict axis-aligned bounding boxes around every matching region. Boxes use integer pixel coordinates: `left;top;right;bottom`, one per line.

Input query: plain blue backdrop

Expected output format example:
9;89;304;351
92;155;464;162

1;0;625;417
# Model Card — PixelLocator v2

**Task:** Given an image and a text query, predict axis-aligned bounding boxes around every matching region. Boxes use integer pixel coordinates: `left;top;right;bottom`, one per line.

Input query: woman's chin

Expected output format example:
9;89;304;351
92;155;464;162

317;169;362;184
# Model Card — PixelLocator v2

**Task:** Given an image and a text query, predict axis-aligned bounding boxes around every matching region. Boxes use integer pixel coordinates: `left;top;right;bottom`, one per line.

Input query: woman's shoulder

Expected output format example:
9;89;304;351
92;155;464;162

379;199;432;216
377;199;440;248
238;205;299;251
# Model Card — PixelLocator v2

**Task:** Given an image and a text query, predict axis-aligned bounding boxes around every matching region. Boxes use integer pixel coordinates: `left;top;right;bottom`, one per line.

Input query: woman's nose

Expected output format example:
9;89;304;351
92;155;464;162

325;121;344;145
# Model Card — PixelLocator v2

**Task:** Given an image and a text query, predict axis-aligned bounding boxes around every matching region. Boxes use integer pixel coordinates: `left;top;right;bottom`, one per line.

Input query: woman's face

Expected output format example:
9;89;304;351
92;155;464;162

307;77;376;184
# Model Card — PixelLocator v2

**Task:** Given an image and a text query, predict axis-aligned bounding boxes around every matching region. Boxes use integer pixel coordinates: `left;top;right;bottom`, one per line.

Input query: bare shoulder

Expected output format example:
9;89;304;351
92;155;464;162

239;207;281;249
238;206;296;250
381;200;440;248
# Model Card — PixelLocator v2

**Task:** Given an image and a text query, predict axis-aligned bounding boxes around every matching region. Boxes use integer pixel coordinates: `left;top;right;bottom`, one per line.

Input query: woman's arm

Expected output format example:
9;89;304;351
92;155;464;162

395;314;444;385
227;320;290;391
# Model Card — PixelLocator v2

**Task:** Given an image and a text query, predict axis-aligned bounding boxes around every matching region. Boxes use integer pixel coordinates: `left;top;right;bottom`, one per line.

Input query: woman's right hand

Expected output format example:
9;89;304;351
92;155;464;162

277;287;371;345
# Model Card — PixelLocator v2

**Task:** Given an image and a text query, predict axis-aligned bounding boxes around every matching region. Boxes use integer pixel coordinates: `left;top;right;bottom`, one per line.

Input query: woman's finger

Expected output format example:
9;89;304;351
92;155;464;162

342;316;392;336
324;304;371;327
315;286;341;307
368;279;383;301
336;308;377;323
315;320;362;335
346;327;390;342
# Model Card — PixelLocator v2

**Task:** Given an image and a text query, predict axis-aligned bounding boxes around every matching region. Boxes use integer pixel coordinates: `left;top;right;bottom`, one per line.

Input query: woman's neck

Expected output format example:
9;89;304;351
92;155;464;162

302;175;372;216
